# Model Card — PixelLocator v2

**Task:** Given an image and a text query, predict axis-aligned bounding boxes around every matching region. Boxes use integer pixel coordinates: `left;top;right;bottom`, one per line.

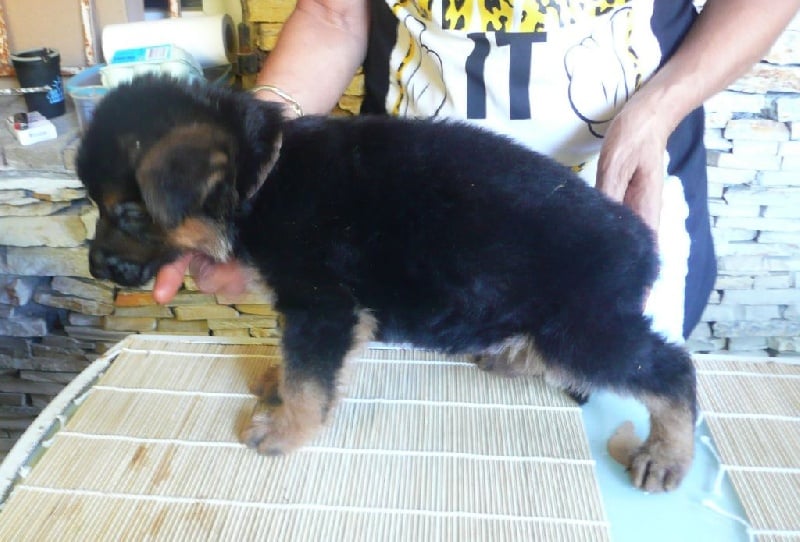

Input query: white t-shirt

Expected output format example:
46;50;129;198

361;0;716;340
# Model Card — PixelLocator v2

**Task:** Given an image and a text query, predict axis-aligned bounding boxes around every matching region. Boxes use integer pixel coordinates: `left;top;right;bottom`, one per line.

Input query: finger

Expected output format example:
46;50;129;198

186;253;216;287
597;159;637;207
214;261;249;297
152;253;192;304
189;256;248;298
624;167;663;233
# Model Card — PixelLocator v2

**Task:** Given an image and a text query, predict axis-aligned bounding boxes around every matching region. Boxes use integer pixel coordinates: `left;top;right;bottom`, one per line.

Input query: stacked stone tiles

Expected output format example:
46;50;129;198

688;13;800;357
0;164;96;455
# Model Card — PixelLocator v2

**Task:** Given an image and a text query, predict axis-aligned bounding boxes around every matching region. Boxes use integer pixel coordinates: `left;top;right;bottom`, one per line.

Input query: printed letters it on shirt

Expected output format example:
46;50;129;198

386;0;648;140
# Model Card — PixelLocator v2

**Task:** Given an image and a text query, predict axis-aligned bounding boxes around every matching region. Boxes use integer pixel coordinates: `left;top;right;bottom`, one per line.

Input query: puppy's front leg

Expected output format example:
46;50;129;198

241;307;376;455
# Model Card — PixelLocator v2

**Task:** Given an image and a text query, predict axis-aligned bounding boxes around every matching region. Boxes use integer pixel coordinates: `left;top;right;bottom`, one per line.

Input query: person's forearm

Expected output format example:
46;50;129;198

253;0;369;115
633;0;800;135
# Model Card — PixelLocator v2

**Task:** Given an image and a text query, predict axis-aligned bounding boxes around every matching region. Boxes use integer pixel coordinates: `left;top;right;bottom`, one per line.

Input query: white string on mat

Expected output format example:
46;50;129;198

701;499;754;542
91;385;254;398
751;528;800;538
701;411;800;422
696;369;800;379
87;386;576;412
698;435;755;542
341;397;581;411
121;347;279;359
57;432;247;449
18;485;611;527
354;358;475;367
53;432;594;464
699;434;728;496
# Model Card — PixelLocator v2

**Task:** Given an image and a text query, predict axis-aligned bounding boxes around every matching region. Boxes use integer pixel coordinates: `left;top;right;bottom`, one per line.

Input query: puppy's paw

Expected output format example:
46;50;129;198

248;365;281;398
628;440;692;492
472;353;528;377
608;420;693;492
240;401;321;455
240;376;330;455
472;337;546;378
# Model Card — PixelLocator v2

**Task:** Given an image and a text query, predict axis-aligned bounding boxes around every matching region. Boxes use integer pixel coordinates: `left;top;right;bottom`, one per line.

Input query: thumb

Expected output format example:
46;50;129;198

152;253;192;304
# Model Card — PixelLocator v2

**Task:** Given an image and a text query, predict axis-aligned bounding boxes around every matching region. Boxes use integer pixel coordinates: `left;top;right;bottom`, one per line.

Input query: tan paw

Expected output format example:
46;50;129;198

628;440;692;492
240;401;320;455
608;420;693;492
472;353;528;377
240;378;329;455
472;336;547;378
248;365;281;398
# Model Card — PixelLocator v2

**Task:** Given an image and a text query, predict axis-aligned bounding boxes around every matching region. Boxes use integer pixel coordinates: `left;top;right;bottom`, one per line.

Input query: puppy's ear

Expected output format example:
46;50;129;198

135;123;237;228
237;100;285;200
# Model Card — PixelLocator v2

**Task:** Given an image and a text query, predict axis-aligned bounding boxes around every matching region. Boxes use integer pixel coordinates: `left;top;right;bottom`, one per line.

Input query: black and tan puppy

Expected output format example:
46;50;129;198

76;76;696;492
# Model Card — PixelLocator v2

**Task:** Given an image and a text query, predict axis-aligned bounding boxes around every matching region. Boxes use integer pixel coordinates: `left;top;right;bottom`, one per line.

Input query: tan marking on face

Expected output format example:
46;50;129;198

167;217;231;262
209;150;228;168
204;150;230;189
206;169;226;187
101;192;124;214
136;124;234;223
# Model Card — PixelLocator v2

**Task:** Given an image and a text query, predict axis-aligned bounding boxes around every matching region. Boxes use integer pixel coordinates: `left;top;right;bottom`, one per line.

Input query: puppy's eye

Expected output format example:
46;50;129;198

113;202;152;234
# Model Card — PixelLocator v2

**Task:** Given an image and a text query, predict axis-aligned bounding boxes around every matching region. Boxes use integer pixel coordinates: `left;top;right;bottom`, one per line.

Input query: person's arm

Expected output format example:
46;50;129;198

152;0;369;304
597;0;800;232
251;0;369;115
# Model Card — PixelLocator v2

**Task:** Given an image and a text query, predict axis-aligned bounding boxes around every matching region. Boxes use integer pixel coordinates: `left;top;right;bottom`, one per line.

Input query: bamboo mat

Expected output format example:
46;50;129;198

695;354;800;542
0;335;610;541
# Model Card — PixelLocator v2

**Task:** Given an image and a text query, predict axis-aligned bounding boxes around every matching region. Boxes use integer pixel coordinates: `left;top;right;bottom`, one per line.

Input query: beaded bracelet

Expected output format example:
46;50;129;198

249;84;304;117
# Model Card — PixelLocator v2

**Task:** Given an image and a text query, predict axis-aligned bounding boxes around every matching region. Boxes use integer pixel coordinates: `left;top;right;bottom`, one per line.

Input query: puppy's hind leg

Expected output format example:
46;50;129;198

472;336;590;404
590;328;696;492
472;336;547;378
539;318;696;492
625;337;697;492
241;307;376;455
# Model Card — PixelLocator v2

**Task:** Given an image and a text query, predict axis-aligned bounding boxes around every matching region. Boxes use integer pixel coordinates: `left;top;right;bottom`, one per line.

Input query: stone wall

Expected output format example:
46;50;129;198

687;15;800;356
1;6;799;456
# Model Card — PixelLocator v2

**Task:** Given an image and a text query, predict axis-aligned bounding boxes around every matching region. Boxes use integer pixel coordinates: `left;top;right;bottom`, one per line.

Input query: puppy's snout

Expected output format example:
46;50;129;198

89;246;111;280
89;246;152;286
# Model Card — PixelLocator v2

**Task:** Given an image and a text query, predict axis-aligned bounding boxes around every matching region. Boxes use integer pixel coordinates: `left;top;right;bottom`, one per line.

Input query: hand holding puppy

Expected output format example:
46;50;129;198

153;253;248;304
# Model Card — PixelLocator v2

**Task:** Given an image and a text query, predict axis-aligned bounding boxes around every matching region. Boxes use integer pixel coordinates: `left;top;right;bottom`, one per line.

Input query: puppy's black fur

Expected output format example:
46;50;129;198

77;76;696;492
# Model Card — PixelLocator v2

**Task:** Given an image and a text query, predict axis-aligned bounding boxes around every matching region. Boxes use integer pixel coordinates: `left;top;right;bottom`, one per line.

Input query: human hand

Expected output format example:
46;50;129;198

595;95;672;233
152;252;249;304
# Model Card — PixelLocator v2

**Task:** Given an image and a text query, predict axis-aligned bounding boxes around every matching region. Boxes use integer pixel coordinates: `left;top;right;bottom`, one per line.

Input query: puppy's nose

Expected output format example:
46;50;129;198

89;247;150;286
89;247;111;280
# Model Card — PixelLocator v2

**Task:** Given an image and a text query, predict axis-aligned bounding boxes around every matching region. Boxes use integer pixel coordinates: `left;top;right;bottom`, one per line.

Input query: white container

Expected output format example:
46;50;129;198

65;64;108;133
100;45;204;88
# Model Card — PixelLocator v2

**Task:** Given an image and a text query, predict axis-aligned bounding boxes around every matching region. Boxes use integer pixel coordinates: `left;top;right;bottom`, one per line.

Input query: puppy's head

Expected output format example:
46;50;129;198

75;76;283;287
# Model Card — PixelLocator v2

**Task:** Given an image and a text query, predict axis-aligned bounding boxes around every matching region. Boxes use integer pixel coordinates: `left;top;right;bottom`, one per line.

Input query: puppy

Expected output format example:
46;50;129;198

76;75;696;492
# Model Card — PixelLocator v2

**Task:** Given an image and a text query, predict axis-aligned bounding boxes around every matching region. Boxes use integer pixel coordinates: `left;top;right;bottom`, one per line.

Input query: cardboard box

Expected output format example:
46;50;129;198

5;0;145;68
